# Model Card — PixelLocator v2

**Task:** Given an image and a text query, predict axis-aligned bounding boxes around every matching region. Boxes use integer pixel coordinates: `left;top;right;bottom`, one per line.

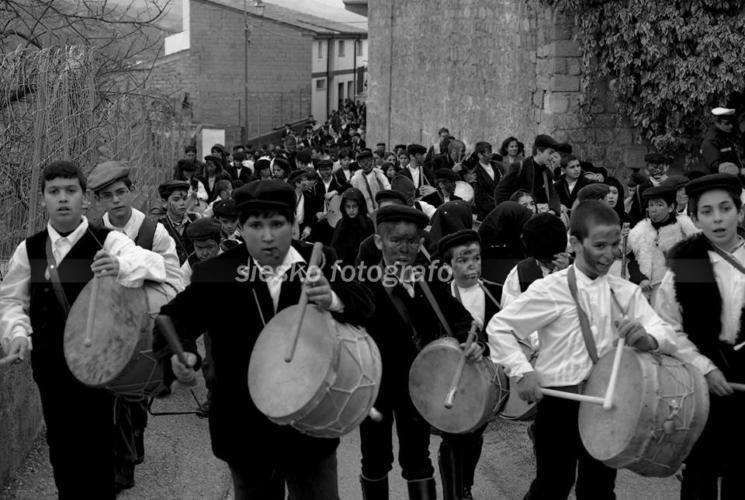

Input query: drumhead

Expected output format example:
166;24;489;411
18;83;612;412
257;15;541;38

454;181;474;203
578;347;646;461
249;305;338;422
64;275;149;387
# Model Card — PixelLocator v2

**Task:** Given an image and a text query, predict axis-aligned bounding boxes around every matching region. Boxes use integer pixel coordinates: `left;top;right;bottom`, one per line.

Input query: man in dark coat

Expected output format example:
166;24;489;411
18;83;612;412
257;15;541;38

700;108;742;173
421;168;462;208
628;152;671;226
472;141;504;221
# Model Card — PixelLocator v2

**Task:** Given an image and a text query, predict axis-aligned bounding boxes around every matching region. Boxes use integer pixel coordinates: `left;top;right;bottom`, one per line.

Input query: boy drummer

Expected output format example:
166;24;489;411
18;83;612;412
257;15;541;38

655;173;745;499
0;161;167;499
156;180;374;499
486;200;677;500
436;229;501;500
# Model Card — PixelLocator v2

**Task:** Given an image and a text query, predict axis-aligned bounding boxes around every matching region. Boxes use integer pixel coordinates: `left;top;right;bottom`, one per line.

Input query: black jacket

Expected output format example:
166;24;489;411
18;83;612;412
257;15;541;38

472;162;502;220
155;241;375;465
227;164;253;186
554;176;590;209
495;157;561;214
700;125;742;172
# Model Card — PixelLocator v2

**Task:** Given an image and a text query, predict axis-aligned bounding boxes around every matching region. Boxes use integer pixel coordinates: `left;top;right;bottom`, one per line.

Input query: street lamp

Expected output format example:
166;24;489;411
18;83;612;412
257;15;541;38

244;0;265;143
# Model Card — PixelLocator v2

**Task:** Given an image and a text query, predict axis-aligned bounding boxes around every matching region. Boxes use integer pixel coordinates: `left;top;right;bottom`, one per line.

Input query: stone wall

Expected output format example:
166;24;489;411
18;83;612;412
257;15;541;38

367;0;646;176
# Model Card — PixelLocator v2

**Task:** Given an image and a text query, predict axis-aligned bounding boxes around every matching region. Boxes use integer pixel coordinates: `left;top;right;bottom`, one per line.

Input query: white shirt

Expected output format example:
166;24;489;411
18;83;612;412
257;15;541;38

655;244;745;375
0;217;167;352
501;260;551;309
480;162;495;181
408;165;422;187
103;208;183;293
451;282;485;327
351;169;391;213
487;264;676;386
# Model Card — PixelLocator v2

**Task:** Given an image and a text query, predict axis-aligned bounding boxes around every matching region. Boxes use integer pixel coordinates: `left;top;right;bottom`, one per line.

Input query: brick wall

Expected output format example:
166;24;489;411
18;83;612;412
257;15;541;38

368;0;646;176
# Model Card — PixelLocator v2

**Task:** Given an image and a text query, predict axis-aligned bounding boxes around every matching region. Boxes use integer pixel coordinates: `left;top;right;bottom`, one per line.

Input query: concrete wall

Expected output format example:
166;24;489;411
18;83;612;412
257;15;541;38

367;0;646;175
0;365;43;488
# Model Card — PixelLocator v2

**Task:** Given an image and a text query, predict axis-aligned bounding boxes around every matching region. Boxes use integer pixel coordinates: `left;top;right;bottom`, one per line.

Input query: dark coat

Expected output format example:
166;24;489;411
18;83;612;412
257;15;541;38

495;157;561;214
330;189;374;267
553;176;590;209
628;178;653;227
227;164;253;186
333;168;354;193
398;165;435;189
700;125;742;172
473;162;503;220
420;191;462;209
199;173;232;203
155;241;375;465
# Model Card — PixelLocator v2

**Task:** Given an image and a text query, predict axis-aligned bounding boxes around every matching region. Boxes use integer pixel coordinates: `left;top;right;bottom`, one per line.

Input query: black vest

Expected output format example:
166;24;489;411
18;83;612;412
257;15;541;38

516;258;544;293
669;233;745;373
26;225;110;354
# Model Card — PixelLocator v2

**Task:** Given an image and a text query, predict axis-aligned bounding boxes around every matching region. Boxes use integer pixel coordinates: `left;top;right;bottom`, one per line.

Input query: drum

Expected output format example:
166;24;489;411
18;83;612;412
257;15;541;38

64;276;165;399
500;339;538;421
578;348;709;477
454;181;474;204
326;194;343;228
248;305;381;438
409;337;509;434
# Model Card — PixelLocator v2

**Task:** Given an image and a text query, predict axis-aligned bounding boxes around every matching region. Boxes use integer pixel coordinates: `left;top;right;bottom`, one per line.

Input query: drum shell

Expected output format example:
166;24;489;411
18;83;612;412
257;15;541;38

409;337;509;434
248;305;382;438
454;181;474;204
499;340;538;421
579;348;709;477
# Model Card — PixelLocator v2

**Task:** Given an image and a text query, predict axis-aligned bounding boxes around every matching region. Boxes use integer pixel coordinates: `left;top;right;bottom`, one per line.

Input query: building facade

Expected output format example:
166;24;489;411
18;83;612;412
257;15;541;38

311;36;368;123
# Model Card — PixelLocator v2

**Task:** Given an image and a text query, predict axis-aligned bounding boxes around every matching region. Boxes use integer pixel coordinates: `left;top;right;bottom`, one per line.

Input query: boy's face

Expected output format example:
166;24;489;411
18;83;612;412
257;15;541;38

571;223;622;278
273;166;287;179
692;189;741;250
648;163;668;180
564;160;581;180
185;151;196;161
166;190;188;219
398;153;409;167
374;222;423;268
676;188;688;208
535;147;554;165
359;158;373;174
42;177;85;230
240;214;293;268
450;243;481;288
344;199;359;219
319;166;332;181
518;195;537;214
193;239;220;261
647;198;673;223
437;179;455;196
218;216;238;235
96;180;133;220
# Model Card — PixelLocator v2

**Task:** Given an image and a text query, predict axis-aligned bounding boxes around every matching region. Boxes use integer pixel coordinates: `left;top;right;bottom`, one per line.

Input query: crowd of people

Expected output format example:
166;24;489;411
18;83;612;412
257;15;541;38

0;103;744;500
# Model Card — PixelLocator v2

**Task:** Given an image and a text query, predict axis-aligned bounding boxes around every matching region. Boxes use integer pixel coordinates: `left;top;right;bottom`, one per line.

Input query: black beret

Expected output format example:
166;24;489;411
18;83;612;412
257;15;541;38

232;179;295;211
661;175;689;190
394;144;408;151
375;189;408;205
534;134;560;150
204;154;223;165
642;183;678;201
685;173;742;198
87;161;130;192
375;204;429;229
287;169;308;185
577;183;610;202
644;152;672;165
158;180;190;199
212;199;238;218
356;149;373;160
437;229;480;259
522;213;568;260
555;142;573;154
185;218;222;242
434;168;459;182
316;159;333;170
407;144;427;156
684;170;706;181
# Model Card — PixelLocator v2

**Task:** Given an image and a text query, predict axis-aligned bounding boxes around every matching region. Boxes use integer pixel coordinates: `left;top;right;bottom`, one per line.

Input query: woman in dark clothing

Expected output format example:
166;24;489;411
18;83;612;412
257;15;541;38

331;188;374;267
604;176;632;225
427;200;473;254
200;155;231;203
477;201;533;284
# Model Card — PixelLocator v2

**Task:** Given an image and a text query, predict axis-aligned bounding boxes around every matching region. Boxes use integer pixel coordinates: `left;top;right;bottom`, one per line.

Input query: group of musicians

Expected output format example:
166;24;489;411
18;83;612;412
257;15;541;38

0;127;744;500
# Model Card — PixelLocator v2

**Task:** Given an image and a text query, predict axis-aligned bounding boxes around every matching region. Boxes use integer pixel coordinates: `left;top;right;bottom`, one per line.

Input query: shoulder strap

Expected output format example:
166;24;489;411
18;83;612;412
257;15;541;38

45;236;71;315
711;245;745;275
478;282;501;309
418;279;455;338
135;217;157;251
383;285;423;349
566;266;599;363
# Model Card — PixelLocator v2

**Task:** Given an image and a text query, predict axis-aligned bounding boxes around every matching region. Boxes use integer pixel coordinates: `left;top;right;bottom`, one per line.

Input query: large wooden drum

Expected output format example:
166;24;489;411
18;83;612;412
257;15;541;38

64;276;165;399
248;305;381;438
409;337;509;434
578;348;709;477
500;339;538;421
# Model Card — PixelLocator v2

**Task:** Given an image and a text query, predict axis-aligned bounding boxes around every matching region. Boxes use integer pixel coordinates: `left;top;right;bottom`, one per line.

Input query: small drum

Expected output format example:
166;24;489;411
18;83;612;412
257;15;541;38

326;194;343;228
454;181;474;204
64;276;165;399
500;339;538;421
248;305;381;438
579;348;709;477
409;337;509;434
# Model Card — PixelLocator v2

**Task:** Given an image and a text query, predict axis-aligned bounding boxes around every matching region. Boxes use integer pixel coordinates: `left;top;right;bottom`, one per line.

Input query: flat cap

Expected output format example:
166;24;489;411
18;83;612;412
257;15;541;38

577;183;610;202
87;161;130;192
407;144;427;156
685;173;742;197
356;149;373;160
437;229;480;259
287;169;308;185
434;168;459;182
661;175;689;190
375;204;429;229
185;218;222;242
375;189;408;205
315;158;334;170
555;142;573;154
204;154;223;165
212;199;238;219
158;180;190;199
232;179;295;211
644;152;672;165
642;183;678;201
534;134;560;150
522;213;568;261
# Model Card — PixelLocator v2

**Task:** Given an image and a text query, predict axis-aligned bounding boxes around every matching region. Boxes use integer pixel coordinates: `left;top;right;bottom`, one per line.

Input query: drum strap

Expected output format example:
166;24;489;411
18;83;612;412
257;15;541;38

419;279;455;338
45;236;71;315
567;266;599;364
711;244;745;275
383;285;423;349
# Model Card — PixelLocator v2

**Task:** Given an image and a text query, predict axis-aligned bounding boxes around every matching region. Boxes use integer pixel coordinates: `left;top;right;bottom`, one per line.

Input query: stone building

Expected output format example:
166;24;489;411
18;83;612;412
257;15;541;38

148;0;365;149
354;0;646;175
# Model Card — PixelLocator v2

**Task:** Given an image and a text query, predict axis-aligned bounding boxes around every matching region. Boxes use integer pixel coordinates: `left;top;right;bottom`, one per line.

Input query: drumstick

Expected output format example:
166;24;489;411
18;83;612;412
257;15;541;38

444;322;479;409
539;388;604;405
285;242;325;363
729;383;745;392
620;222;630;280
602;337;625;410
155;315;197;387
368;407;383;422
83;276;100;347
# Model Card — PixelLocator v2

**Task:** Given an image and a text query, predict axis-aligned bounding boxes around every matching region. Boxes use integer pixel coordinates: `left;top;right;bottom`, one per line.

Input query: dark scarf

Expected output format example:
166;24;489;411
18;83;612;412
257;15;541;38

478;201;532;256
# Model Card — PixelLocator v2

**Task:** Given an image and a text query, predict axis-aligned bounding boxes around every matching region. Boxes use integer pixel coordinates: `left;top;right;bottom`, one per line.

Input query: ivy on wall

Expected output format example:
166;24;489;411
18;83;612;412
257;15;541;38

542;0;745;152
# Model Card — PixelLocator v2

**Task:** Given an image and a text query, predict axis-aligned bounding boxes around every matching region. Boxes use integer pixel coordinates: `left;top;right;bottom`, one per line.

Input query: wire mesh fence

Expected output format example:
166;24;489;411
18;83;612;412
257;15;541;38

0;46;193;273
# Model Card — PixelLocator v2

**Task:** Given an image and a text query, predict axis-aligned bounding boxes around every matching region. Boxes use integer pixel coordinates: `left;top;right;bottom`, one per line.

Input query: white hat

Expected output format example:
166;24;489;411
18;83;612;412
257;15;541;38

712;107;736;116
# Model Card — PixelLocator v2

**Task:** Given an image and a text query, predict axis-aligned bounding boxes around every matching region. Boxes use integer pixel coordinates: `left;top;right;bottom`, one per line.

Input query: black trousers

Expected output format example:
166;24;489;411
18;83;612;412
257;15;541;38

440;424;486;495
32;352;116;500
524;395;616;500
359;391;435;481
113;398;148;486
228;450;338;500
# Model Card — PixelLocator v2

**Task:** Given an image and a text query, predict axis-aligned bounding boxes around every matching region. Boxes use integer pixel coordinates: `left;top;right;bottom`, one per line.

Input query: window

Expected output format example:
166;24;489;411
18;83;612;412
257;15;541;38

316;78;326;90
338;40;345;57
317;41;323;59
356;40;362;56
347;81;353;100
338;82;344;108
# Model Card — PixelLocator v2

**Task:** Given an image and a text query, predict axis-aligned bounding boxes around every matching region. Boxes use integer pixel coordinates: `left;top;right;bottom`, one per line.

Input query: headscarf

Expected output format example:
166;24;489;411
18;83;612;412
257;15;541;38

478;201;532;256
331;188;374;267
604;176;631;224
428;200;473;252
